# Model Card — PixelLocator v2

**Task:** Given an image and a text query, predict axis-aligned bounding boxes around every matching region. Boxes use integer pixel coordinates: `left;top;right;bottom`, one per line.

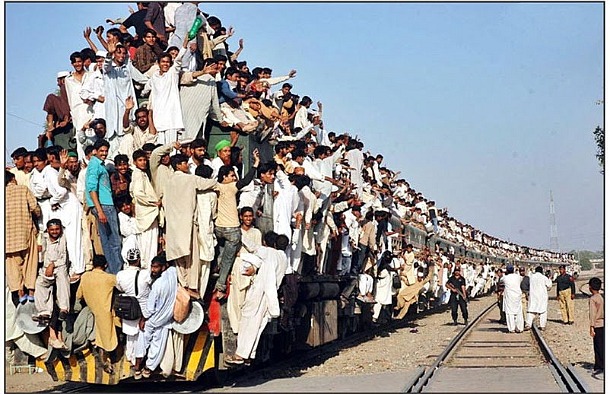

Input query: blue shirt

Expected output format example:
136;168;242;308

85;156;113;207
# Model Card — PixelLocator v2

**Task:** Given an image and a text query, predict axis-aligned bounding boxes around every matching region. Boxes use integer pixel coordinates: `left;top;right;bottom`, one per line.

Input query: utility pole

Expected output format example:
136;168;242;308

550;190;559;252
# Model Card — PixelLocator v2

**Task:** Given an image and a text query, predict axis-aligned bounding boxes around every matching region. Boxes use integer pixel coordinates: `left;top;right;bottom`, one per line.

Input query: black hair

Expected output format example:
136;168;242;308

166;46;180;53
11;147;28;158
535;266;543;273
107;28;123;42
114;154;129;165
263;231;278;248
262;67;272;74
84;145;95;156
240;206;254;216
132;149;148;161
135;106;149;118
5;170;15;186
214;54;227;63
170;154;188;170
144;28;157;37
275;234;289;250
195;164;213;179
142;143;156;152
46;218;63;228
300;96;313;106
91;118;107;128
46;146;62;161
282;82;292;89
92;254;108;268
32;148;48;162
217;165;235;182
206;16;222;27
589;277;602;291
93;139;110;150
293;175;311;191
191;138;207;150
257;161;276;178
80;48;96;63
70;51;83;63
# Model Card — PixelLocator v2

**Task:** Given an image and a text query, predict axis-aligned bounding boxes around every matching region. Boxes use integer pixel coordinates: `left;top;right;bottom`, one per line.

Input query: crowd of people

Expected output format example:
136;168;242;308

6;2;579;378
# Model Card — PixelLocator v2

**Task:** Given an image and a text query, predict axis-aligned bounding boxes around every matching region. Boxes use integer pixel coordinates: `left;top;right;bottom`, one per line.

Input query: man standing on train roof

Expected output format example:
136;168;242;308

524;266;552;331
501;265;524;333
556;265;576;325
446;268;469;326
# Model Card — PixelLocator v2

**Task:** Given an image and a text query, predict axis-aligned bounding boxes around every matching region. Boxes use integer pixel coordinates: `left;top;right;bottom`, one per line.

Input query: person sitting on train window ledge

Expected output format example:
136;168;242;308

41;71;73;150
225;232;288;365
33;219;70;325
115;248;152;374
132;28;164;75
555;265;576;325
138;253;177;379
394;263;435;320
76;254;118;374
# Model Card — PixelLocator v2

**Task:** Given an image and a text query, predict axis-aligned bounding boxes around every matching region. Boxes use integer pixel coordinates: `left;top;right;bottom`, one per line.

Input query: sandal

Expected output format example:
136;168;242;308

27;295;35;303
141;368;152;378
18;295;28;305
133;370;142;380
224;354;244;365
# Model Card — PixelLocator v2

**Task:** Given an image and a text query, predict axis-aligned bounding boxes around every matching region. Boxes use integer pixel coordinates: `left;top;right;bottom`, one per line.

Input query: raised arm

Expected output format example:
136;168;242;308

83;26;99;52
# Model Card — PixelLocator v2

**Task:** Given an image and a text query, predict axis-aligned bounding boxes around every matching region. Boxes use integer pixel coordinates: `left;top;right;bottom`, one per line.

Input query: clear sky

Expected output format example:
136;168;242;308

4;2;605;252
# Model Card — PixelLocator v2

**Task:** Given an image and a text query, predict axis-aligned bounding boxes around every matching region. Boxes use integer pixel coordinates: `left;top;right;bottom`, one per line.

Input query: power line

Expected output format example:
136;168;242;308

7;112;42;127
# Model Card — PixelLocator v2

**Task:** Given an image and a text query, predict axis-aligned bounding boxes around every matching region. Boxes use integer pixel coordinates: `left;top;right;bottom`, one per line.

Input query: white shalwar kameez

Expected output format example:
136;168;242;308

115;266;151;365
65;72;94;159
501;273;524;332
195;190;217;296
80;67;105;121
103;54;149;155
525;271;552;329
145;48;187;144
236;247;287;360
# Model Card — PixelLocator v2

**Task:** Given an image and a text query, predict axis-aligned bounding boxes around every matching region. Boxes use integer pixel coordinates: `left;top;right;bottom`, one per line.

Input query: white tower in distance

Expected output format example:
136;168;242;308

550;190;559;252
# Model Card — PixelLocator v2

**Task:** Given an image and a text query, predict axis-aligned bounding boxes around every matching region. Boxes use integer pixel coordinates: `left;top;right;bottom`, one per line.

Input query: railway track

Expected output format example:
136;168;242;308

404;301;590;393
46;301;452;393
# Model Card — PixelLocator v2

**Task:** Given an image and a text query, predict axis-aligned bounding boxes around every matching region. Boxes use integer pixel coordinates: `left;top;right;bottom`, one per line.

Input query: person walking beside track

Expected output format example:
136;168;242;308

588;277;604;377
556;265;576;325
524;266;552;331
501;265;524;333
446;268;468;326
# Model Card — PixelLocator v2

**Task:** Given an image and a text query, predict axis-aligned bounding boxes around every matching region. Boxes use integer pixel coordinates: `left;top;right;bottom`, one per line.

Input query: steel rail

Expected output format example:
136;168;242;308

532;325;588;393
405;300;497;392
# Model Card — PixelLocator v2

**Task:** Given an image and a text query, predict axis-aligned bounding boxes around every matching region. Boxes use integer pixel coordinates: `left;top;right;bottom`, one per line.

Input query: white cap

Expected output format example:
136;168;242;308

95;50;108;58
56;71;70;79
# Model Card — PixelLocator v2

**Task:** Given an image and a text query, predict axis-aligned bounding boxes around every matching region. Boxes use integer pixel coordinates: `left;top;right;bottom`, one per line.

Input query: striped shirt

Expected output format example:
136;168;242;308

5;183;40;253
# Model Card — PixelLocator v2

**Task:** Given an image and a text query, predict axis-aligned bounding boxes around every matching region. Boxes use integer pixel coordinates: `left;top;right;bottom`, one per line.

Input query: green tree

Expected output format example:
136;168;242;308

594;126;604;174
